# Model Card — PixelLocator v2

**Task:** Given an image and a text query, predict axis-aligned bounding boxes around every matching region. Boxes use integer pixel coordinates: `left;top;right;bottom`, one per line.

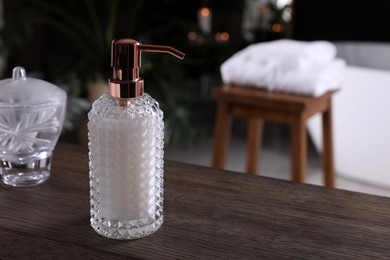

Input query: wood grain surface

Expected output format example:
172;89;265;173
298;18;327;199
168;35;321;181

1;142;390;259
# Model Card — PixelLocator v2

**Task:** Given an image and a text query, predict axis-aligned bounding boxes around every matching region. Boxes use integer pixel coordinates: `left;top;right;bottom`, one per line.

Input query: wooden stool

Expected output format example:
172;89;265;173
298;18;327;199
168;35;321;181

211;84;336;187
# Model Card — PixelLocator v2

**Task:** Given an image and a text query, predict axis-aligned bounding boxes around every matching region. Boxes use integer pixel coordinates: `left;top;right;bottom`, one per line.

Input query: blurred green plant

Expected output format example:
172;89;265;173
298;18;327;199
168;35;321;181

0;0;211;147
267;1;292;29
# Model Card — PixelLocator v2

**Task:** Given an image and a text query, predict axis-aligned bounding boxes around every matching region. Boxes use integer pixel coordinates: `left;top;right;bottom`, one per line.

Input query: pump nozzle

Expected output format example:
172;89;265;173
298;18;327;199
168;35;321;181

109;38;185;99
139;44;185;60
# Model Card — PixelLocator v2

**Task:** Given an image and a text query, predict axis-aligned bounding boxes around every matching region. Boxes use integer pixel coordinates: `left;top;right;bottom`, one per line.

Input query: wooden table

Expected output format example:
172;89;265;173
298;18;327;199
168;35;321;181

1;142;390;259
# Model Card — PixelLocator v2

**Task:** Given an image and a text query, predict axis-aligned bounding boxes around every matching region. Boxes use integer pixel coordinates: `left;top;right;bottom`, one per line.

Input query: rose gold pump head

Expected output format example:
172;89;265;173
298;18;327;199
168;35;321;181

109;38;185;99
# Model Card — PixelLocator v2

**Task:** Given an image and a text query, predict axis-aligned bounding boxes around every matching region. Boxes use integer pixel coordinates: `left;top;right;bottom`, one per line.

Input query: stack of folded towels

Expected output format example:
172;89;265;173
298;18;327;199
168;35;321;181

220;39;346;96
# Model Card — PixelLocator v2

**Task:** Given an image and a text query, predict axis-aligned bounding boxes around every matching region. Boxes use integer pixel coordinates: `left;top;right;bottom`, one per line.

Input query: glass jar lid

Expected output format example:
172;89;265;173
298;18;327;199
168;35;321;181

0;66;67;108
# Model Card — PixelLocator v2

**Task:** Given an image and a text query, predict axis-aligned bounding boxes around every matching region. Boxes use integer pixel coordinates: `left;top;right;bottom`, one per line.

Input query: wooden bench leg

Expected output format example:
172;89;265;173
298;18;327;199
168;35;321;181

322;104;335;188
246;118;263;175
290;115;307;183
212;102;232;169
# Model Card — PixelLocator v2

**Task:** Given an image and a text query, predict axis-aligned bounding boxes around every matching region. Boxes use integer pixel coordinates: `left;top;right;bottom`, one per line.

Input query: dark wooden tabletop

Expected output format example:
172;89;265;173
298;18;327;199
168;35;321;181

1;142;390;259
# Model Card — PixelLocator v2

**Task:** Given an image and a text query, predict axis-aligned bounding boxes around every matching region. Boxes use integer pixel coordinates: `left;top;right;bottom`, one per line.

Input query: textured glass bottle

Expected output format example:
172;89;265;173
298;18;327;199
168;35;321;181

88;93;164;239
88;39;184;240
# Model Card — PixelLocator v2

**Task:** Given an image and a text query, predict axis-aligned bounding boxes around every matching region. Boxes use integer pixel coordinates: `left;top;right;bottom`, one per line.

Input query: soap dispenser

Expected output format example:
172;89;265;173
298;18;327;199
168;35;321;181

88;39;184;239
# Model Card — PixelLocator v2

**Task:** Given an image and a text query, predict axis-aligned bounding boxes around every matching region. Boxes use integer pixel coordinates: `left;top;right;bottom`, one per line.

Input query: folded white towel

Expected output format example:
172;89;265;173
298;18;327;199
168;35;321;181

222;39;337;72
220;39;346;96
272;58;346;96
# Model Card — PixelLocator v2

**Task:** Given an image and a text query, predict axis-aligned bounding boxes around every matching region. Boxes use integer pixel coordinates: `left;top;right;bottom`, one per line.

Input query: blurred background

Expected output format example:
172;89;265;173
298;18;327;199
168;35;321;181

2;0;390;195
0;0;292;147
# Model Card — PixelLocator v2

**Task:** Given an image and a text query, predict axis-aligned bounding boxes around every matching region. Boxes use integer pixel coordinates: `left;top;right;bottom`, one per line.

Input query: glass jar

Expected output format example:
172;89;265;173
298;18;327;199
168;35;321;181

0;67;67;187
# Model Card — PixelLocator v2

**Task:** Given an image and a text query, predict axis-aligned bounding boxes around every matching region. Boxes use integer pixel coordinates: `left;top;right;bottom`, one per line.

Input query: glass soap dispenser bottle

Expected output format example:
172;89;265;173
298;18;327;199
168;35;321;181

88;39;184;239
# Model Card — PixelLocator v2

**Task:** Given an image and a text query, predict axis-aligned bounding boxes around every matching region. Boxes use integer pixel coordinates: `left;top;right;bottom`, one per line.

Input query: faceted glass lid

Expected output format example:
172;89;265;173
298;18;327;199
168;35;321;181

0;66;67;108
